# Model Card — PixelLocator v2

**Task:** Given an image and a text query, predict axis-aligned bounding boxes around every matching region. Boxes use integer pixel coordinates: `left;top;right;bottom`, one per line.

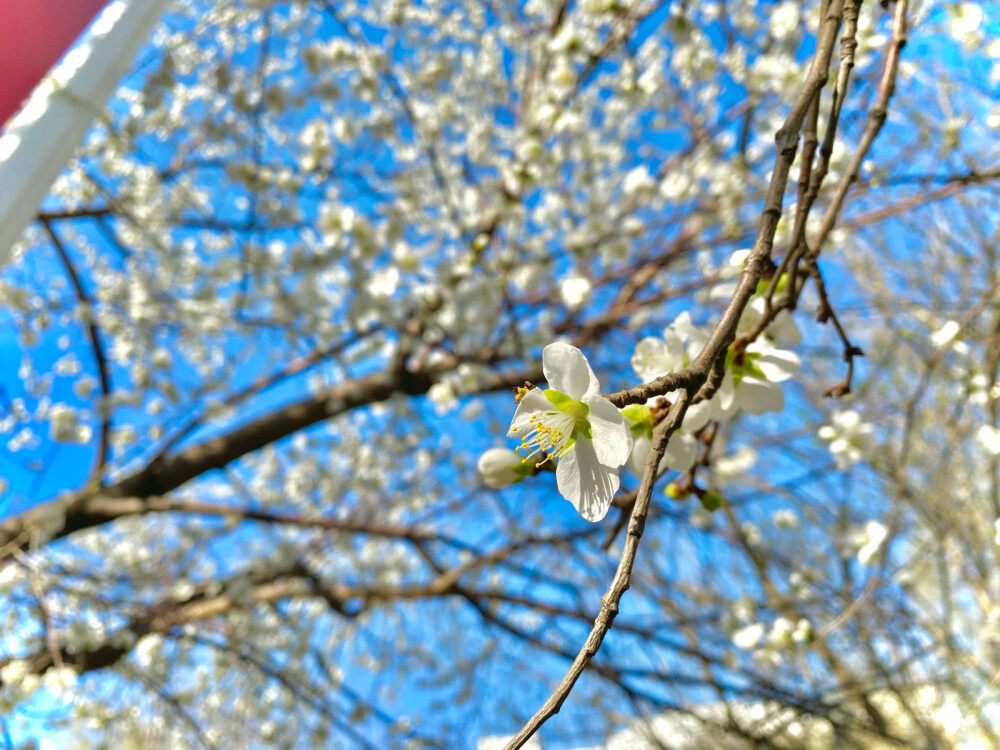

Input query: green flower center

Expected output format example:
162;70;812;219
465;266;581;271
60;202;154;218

511;389;592;467
726;346;767;387
542;389;592;441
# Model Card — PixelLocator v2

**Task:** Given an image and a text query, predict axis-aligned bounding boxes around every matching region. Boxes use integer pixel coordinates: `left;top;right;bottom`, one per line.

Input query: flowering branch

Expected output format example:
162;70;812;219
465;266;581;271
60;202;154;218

504;2;857;745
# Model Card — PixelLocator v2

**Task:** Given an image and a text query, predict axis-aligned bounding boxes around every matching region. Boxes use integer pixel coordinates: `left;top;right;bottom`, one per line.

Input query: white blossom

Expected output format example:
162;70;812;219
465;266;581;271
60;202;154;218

43;666;78;699
509;343;632;521
559;272;592;310
733;622;765;650
772;509;799;529
738;295;802;347
428;382;458;415
366;267;400;299
715;446;758;480
818;409;875;468
630;311;707;383
931;319;961;348
46;403;91;444
712;339;800;419
769;2;800;41
622;399;711;478
768;617;795;647
631;334;684;383
949;3;983;38
856;521;889;566
977;424;1000;455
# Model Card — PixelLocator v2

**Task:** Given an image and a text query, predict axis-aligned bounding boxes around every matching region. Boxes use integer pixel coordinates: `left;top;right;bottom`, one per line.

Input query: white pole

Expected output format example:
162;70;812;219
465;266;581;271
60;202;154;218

0;0;171;266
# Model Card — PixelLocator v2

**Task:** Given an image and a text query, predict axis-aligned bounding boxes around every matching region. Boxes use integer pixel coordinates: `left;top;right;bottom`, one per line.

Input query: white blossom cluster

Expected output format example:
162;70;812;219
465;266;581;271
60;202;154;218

483;260;801;521
1;0;998;746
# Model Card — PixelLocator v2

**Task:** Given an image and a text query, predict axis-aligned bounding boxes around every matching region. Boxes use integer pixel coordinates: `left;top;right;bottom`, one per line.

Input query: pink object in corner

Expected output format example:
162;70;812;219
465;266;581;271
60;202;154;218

0;0;111;129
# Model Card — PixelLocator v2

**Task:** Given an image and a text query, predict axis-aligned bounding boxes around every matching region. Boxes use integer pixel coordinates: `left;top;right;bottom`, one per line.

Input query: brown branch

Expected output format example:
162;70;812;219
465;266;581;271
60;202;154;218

503;392;691;748
739;0;909;390
504;2;850;744
41;219;112;481
0;360;534;561
810;0;909;253
840;167;1000;231
145;328;374;466
0;529;589;686
812;263;864;398
37;207;112;221
771;0;861;307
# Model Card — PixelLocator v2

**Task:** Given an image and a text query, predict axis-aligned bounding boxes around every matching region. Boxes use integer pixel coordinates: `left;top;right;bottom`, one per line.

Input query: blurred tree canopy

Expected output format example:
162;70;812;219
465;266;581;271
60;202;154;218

2;0;1000;748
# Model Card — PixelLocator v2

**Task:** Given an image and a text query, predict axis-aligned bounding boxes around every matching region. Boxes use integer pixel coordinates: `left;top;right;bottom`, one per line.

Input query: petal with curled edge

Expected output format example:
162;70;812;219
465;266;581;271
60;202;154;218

542;342;600;399
507;387;549;437
750;342;800;383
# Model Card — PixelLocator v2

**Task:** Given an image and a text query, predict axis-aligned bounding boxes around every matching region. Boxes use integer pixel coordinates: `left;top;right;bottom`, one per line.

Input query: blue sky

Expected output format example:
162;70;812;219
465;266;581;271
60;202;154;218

2;1;999;748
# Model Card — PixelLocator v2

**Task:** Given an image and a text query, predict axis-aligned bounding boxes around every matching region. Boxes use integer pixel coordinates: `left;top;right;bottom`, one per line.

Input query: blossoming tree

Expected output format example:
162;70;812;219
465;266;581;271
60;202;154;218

1;1;999;748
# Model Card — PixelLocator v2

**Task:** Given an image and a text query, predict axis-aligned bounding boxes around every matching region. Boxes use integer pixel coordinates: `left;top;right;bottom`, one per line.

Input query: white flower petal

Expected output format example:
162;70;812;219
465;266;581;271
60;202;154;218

715;446;758;479
670;312;710;357
542;342;600;399
737;296;767;335
669;310;695;335
857;521;888;565
711;370;738;420
769;311;802;347
748;341;800;382
931;320;960;347
559;273;592;310
829;437;850;454
733;622;765;650
738;377;785;415
627;433;652;479
627;431;692;478
978;424;1000;455
710;282;738;301
729;249;751;269
556;437;619;522
584;394;632;468
681;400;712;433
663;431;698;471
665;331;687;365
755;350;800;382
631;337;675;382
833;409;861;429
507;388;550;437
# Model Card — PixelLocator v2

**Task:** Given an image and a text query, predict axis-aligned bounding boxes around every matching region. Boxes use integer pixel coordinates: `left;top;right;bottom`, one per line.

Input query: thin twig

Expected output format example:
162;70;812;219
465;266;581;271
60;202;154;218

504;3;850;744
41;219;112;482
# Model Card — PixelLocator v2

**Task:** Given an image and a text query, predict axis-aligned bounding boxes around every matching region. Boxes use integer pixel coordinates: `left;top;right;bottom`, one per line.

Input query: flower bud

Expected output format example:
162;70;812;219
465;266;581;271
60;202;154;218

700;491;724;512
664;482;688;500
477;448;529;488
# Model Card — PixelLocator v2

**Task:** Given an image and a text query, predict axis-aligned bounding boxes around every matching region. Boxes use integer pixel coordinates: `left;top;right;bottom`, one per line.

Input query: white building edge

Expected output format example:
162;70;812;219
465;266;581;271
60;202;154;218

0;0;172;267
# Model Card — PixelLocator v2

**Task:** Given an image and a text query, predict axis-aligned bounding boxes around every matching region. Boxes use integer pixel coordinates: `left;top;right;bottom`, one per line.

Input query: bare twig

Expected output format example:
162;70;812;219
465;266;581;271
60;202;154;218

41;219;112;482
505;10;851;743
